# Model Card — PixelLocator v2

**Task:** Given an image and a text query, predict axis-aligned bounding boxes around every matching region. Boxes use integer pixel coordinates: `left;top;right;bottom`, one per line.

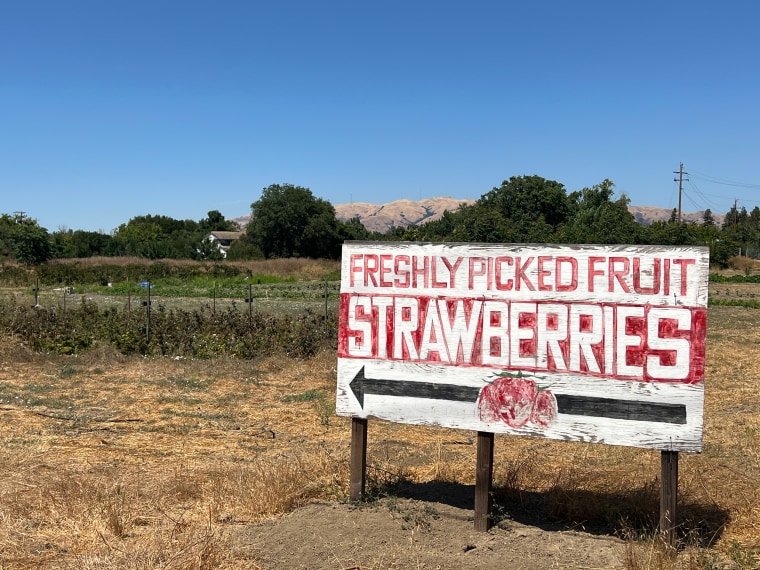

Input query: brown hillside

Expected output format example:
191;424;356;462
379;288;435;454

628;205;725;226
233;199;726;234
335;197;476;233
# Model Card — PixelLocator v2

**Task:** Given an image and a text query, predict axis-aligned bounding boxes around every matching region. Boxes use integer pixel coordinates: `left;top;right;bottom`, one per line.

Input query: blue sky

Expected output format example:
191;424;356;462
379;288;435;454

2;1;758;233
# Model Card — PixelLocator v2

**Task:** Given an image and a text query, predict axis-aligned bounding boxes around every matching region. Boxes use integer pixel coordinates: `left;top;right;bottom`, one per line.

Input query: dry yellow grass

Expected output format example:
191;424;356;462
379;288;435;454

0;287;759;568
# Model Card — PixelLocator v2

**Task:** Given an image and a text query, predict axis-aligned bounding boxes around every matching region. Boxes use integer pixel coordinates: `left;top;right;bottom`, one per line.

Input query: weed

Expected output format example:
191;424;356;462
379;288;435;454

157;393;204;406
59;364;78;378
100;483;130;538
161;375;216;391
726;540;759;569
400;503;440;532
315;398;335;427
385;495;401;513
282;389;325;403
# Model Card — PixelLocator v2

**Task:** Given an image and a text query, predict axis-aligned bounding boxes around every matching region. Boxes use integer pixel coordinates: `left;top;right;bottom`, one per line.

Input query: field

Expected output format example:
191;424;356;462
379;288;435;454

0;267;759;568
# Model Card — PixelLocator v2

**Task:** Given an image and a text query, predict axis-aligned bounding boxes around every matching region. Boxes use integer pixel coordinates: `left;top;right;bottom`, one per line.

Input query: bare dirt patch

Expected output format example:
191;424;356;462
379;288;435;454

241;500;624;570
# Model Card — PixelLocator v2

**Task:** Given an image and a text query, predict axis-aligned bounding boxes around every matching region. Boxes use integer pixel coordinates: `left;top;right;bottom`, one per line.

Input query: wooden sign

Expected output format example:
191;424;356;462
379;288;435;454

337;242;709;452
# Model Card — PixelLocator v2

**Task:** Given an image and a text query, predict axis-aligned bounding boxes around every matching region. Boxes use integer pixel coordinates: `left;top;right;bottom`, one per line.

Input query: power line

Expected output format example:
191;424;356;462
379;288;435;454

687;179;727;212
689;170;760;189
681;170;758;215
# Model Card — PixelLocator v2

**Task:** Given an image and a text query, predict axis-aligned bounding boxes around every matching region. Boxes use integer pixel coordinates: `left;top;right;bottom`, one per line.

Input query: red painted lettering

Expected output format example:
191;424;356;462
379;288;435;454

469;257;487;289
537;256;553;291
673;258;696;296
555;256;578;292
364;254;379;287
633;258;661;294
394;255;410;288
442;256;463;288
495;256;514;291
588;256;605;292
608;257;631;293
379;254;393;287
515;257;536;291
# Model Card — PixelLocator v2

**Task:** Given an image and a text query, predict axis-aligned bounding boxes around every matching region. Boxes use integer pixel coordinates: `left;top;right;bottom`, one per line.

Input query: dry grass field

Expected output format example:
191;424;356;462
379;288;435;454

0;280;759;568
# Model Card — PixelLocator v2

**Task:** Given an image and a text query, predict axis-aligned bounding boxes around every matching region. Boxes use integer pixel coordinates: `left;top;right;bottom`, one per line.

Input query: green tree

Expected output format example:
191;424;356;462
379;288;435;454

247;184;342;259
560;180;644;244
692;218;731;266
114;217;168;258
225;234;264;261
481;175;571;231
0;214;17;259
52;228;116;258
406;176;571;244
646;220;699;246
722;205;760;258
455;204;511;242
10;218;52;264
337;217;370;242
433;175;571;243
200;210;238;232
115;214;205;259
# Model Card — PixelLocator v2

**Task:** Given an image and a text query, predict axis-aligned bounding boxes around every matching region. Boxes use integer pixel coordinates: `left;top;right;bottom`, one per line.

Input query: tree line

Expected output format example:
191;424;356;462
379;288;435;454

1;177;756;267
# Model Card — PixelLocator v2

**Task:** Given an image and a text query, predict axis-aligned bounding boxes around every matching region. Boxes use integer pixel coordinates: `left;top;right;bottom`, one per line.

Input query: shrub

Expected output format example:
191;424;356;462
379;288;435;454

0;297;336;359
728;255;757;275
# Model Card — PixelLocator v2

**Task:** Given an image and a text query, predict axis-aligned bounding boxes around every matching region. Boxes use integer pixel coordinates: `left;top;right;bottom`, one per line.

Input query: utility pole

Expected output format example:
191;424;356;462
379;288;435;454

673;163;689;222
734;198;738;231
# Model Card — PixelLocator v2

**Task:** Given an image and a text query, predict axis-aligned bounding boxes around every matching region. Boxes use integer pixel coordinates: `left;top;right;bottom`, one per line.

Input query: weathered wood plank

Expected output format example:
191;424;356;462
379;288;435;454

475;431;494;532
350;418;368;501
660;450;679;547
337;360;704;451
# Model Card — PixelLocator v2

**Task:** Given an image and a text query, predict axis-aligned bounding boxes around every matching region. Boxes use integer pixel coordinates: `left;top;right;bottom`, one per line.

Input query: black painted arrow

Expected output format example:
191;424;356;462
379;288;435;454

349;365;481;408
348;366;687;425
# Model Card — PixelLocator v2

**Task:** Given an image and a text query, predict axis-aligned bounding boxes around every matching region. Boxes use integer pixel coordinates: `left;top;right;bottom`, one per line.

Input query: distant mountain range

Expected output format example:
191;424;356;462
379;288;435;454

233;198;725;234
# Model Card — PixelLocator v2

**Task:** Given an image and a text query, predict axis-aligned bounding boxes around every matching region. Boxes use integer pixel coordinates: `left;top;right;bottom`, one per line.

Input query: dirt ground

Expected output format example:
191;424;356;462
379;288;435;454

240;500;627;570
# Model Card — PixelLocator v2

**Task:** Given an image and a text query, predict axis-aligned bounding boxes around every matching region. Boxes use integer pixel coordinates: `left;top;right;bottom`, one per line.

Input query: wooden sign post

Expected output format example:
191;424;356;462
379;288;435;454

337;242;708;540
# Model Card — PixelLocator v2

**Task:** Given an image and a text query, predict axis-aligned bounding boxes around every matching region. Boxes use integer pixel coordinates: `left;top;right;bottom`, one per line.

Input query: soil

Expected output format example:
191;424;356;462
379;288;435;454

237;498;627;570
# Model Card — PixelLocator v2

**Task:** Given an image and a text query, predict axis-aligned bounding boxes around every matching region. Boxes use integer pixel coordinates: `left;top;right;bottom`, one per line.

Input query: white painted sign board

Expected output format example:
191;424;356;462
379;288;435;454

336;242;709;452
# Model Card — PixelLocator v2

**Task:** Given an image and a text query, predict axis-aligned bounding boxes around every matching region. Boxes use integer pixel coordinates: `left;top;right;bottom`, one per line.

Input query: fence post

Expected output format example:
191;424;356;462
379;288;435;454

146;281;151;343
660;450;679;547
350;418;368;500
475;431;494;531
248;284;253;326
324;280;329;323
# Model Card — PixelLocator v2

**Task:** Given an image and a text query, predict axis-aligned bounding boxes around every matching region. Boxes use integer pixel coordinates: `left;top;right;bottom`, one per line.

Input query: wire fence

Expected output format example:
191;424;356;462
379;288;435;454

9;279;342;319
0;279;342;358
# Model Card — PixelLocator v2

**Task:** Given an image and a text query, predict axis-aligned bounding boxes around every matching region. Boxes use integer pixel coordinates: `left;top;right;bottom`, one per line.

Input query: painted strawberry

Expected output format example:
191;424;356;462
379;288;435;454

477;371;557;429
478;375;537;428
530;389;558;427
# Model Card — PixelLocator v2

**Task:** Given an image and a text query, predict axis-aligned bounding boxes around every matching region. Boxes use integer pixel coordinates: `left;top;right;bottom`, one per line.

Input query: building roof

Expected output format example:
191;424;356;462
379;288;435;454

209;231;244;240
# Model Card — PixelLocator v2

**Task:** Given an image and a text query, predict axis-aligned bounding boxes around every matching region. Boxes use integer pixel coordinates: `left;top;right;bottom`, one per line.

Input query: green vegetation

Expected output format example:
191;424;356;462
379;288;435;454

709;298;760;309
245;183;364;259
0;296;336;358
3;174;759;268
709;273;760;283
